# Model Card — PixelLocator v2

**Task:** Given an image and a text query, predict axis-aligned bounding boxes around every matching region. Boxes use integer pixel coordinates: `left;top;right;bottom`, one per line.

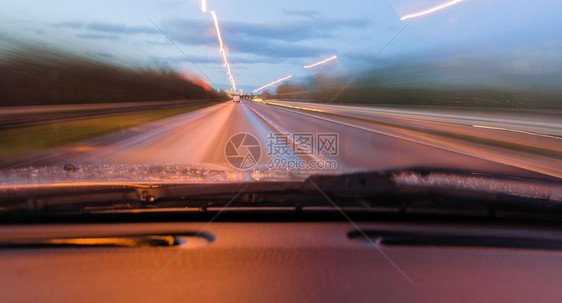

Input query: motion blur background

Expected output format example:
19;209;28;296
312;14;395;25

0;0;560;168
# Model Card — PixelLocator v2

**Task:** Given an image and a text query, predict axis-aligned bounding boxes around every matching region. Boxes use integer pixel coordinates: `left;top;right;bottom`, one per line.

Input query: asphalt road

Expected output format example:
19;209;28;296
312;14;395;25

9;99;562;179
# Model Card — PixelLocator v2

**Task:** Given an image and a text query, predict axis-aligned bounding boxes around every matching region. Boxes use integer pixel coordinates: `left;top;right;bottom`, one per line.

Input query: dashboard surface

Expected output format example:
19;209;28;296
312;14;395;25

1;221;562;303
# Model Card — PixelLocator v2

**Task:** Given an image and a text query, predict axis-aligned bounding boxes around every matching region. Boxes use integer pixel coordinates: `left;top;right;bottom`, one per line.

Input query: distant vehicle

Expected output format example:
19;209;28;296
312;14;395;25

232;96;241;102
252;98;262;102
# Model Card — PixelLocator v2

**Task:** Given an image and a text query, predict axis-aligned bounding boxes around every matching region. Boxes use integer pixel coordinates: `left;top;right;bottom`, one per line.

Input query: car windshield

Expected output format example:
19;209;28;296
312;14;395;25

0;0;560;209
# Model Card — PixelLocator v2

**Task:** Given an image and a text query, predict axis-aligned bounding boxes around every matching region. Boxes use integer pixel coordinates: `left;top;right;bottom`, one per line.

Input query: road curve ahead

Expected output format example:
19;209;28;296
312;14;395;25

10;99;562;179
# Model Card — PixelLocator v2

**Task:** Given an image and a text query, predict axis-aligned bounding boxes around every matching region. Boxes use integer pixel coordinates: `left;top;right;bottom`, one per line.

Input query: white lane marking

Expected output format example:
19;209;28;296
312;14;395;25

472;125;562;140
244;102;327;164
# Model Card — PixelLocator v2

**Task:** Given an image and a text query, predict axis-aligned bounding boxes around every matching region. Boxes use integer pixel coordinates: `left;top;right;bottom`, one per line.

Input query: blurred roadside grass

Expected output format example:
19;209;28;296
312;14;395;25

0;104;212;163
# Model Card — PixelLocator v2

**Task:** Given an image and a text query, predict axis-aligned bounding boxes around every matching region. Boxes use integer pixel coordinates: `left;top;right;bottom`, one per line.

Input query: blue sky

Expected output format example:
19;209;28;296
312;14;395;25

1;0;561;92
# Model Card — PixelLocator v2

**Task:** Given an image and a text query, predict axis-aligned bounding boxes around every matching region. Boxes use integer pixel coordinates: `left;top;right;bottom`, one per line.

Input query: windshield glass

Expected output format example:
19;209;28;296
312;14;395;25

0;1;560;197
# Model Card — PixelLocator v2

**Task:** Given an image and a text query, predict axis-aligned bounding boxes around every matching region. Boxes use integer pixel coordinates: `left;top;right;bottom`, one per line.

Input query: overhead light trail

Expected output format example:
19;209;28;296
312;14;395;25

400;0;463;21
201;0;207;13
304;55;338;68
211;11;224;49
211;10;236;91
252;75;292;93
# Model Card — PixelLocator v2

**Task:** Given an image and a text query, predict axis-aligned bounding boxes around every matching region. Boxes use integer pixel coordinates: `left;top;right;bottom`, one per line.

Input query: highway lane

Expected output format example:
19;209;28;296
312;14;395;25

249;100;562;177
7;99;562;179
262;100;562;151
244;100;561;177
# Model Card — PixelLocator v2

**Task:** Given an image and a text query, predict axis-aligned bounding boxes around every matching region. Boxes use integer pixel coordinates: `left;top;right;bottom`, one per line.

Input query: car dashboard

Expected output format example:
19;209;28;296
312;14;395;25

1;220;562;302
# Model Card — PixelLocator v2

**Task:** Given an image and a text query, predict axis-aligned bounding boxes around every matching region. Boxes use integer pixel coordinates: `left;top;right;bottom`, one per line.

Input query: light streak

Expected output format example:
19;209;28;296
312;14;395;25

304;55;338;68
211;10;236;91
400;0;463;21
201;0;207;12
211;11;223;52
252;75;292;93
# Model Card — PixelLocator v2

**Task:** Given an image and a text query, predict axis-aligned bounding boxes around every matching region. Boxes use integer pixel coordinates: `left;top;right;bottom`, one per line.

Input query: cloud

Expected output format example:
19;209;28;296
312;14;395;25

341;52;373;63
50;21;156;35
49;21;85;29
87;52;114;59
86;22;155;34
282;9;323;19
149;52;297;66
228;36;331;59
223;18;369;42
159;19;215;46
50;17;368;45
49;17;367;60
76;33;121;41
24;27;45;35
160;17;364;59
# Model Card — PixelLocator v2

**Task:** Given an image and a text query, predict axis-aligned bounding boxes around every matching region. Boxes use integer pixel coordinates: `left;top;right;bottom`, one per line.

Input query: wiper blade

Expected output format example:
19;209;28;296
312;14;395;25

0;167;560;217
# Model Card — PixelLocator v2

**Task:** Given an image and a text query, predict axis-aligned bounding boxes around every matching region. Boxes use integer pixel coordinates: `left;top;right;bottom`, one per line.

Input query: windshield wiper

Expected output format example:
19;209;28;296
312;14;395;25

0;167;560;220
